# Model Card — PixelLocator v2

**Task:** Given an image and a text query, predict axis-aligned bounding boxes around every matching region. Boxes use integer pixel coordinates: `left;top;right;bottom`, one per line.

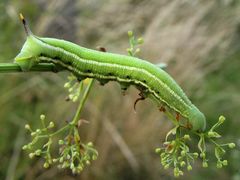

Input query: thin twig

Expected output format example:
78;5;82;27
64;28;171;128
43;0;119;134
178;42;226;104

71;79;95;125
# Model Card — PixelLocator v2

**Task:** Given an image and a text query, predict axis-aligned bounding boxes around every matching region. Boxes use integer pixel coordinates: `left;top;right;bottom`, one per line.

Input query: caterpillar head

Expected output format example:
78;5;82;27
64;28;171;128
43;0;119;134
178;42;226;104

188;106;206;132
14;14;40;71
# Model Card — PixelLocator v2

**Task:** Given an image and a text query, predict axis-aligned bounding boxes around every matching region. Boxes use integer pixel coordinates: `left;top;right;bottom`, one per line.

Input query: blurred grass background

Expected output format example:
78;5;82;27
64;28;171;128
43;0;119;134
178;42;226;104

0;0;240;179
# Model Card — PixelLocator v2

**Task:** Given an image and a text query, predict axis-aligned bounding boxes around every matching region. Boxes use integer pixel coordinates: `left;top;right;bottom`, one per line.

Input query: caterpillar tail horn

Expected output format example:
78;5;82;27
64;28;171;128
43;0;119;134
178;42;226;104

14;14;40;71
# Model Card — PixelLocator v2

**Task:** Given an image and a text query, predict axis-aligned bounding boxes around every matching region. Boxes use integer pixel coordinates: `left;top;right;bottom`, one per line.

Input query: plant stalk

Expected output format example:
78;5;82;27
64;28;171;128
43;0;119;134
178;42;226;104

0;63;64;73
71;79;95;125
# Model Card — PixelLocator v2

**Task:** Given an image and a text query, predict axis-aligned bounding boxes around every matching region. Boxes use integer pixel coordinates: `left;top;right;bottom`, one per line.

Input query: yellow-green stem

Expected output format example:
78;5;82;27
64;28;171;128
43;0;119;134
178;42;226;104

0;63;63;73
71;79;95;125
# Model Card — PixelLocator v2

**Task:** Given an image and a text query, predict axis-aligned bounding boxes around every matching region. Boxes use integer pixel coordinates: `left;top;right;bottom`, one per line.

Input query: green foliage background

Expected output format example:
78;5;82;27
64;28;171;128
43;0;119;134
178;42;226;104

0;0;239;179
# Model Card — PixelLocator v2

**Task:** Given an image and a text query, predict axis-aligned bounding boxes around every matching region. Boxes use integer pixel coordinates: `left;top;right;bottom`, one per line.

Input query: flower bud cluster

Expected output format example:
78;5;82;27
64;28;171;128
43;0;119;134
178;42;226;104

126;31;144;57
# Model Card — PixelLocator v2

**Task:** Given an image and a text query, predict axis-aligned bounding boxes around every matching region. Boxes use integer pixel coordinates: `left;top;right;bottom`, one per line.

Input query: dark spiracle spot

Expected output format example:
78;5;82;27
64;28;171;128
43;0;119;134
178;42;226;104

66;61;72;65
108;72;113;76
86;69;92;73
77;77;83;82
126;75;131;79
156;91;160;94
143;80;147;83
100;82;105;86
121;87;127;90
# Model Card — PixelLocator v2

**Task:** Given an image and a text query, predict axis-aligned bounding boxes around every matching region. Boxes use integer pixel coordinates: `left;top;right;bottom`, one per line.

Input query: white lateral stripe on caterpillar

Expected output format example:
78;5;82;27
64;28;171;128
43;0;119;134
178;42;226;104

36;39;191;114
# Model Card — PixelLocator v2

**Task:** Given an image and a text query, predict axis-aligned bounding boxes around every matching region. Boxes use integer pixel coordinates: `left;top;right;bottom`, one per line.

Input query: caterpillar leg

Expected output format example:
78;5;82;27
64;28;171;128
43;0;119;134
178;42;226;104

159;106;166;112
134;92;145;111
96;46;107;52
176;112;180;122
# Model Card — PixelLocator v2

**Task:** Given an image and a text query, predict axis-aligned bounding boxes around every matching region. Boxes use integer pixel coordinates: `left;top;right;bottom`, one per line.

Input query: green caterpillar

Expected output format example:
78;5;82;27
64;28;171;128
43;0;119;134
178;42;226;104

15;14;206;131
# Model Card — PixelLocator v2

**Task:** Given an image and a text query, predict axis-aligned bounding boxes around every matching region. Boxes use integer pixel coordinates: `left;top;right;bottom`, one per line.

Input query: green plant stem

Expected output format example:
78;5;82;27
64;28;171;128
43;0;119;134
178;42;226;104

0;63;64;73
71;79;95;125
50;125;70;137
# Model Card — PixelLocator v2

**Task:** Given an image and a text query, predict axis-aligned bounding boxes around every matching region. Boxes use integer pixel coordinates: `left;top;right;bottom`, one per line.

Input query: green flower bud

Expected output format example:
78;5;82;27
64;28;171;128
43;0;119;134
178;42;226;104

183;134;191;141
62;162;69;168
72;96;78;102
171;140;176;146
59;157;64;163
25;124;31;130
161;160;167;166
35;149;41;156
58;140;64;145
70;163;75;169
64;82;70;88
48;122;55;128
48;159;53;164
208;131;215;137
228;143;236;149
87;142;93;147
187;165;192;171
22;145;28;150
193;152;199;158
160;153;166;158
77;165;83;172
67;154;71;160
36;129;41;134
86;160;91;165
181;150;186;157
67;75;75;81
155;148;161;154
174;171;179;177
27;144;32;149
222;160;228;166
178;156;182;161
180;161;186;167
174;167;180;177
40;114;45;121
200;152;206;159
92;155;98;160
29;153;35;159
216;161;222;168
31;132;36;136
135;48;140;54
72;152;78;157
202;161;208;168
69;94;74;99
164;164;169;169
43;162;49;168
137;37;144;44
72;168;77;174
179;170;184;176
128;31;133;37
218;116;225;123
